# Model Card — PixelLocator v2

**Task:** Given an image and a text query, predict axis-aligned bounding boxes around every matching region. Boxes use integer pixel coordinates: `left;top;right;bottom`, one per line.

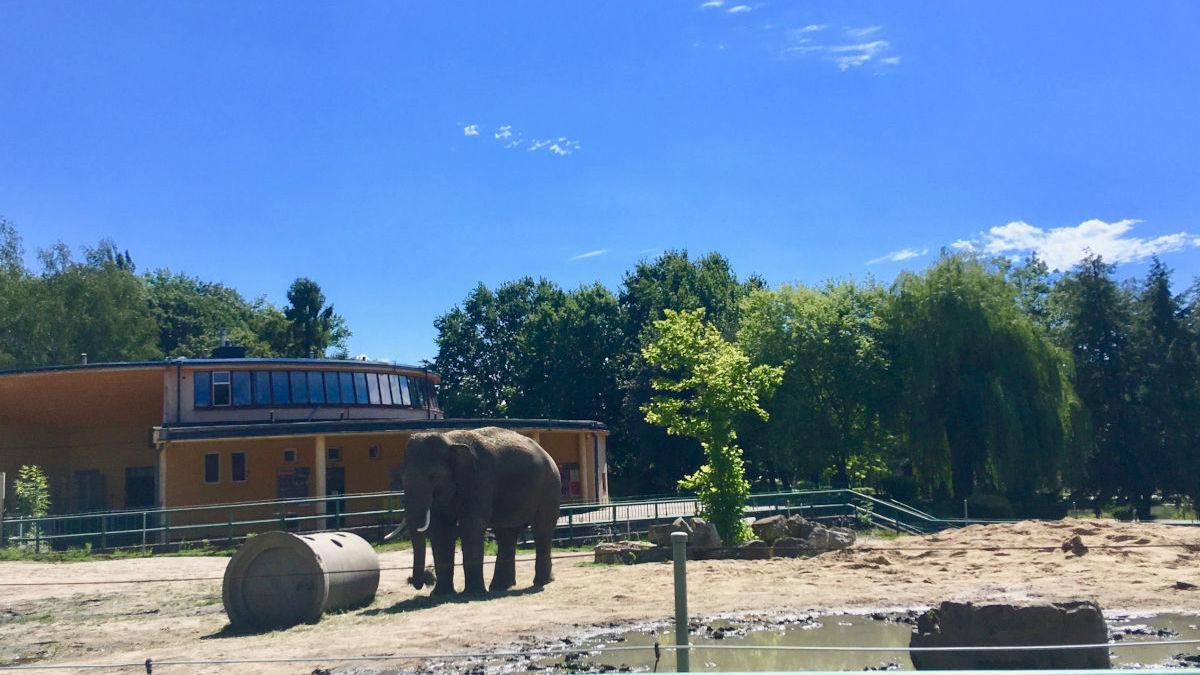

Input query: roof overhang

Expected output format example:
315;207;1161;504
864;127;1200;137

154;418;608;444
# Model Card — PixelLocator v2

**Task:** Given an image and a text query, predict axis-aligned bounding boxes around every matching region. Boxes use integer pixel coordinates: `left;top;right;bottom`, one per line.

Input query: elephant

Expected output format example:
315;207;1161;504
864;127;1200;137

401;426;561;596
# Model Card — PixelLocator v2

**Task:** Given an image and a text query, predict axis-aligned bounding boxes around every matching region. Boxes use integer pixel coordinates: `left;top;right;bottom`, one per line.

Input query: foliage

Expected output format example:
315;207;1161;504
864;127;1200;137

145;270;291;358
284;277;350;358
885;253;1081;500
13;464;51;517
641;308;782;544
738;280;893;488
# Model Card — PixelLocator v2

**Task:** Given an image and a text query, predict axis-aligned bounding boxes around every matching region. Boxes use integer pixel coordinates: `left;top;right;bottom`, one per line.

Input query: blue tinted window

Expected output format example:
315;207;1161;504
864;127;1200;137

253;371;271;405
212;371;231;406
272;371;290;405
367;373;381;404
398;375;411;406
354;372;370;404
325;371;340;403
290;371;309;404
411;377;426;407
232;372;252;406
307;372;325;404
388;375;402;406
339;371;355;404
380;374;393;405
193;372;211;408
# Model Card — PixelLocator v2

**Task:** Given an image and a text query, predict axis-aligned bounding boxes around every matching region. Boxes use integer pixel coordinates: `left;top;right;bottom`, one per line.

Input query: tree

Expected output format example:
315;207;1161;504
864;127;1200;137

146;270;290;358
14;464;51;517
1051;254;1139;508
738;280;893;489
615;251;763;495
886;253;1081;501
283;278;349;358
642;308;782;543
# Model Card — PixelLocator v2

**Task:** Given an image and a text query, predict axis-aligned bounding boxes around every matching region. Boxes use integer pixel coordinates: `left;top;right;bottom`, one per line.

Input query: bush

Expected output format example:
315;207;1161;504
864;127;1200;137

1011;495;1069;520
1110;504;1136;521
966;493;1014;519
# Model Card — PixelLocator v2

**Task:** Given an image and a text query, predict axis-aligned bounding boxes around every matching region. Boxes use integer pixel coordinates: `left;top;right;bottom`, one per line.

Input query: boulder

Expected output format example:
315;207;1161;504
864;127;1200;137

806;523;856;551
739;539;773;560
772;536;808;558
647;517;693;547
688;518;723;551
1062;535;1088;557
751;515;789;543
594;541;669;565
785;515;815;539
909;600;1110;670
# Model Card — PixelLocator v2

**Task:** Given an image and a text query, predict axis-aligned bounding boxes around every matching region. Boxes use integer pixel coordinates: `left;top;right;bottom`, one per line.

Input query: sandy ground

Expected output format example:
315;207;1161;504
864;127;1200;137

3;519;1200;674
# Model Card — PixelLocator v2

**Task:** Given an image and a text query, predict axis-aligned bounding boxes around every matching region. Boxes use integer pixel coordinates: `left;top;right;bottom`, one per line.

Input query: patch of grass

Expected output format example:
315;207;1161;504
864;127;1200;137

0;540;228;563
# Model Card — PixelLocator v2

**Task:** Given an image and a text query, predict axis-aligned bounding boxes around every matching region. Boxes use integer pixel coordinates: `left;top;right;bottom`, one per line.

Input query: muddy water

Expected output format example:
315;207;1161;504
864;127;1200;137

526;612;1200;672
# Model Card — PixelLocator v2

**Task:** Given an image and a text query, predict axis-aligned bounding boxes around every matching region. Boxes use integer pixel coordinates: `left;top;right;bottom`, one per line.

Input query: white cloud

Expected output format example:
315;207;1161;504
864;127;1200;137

781;26;898;71
569;249;608;261
727;5;751;13
698;0;723;8
494;125;513;140
463;124;479;136
845;26;882;38
958;219;1200;271
868;248;928;265
464;124;579;156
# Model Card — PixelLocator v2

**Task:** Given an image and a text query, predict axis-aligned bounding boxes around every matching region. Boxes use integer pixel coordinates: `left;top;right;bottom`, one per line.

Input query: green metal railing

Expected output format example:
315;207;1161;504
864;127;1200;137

0;488;970;552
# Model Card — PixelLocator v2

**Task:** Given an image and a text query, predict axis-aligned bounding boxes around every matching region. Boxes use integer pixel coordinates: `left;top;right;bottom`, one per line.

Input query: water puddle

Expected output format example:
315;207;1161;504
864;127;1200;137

521;612;1200;673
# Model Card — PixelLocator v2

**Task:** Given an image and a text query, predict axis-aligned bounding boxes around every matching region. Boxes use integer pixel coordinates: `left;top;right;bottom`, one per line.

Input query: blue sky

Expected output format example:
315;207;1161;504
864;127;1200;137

2;1;1198;364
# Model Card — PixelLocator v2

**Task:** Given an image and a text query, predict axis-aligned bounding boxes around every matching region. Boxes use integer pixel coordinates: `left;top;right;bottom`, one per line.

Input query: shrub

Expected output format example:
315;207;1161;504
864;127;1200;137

966;493;1014;519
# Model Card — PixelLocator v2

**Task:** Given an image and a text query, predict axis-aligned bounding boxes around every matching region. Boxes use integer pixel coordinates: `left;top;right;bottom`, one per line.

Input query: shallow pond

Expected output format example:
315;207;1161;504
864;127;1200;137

523;612;1200;673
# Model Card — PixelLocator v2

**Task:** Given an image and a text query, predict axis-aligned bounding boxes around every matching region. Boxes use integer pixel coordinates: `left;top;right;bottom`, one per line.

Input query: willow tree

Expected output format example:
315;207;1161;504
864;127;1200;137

886;253;1082;500
642;308;782;543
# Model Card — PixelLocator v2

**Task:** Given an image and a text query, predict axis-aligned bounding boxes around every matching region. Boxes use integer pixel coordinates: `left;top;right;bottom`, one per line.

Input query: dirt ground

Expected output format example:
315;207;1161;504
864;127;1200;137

3;519;1200;674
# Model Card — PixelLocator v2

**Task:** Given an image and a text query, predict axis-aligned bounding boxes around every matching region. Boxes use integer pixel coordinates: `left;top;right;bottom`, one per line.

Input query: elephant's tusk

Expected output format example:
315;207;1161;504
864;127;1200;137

417;508;431;533
384;524;405;541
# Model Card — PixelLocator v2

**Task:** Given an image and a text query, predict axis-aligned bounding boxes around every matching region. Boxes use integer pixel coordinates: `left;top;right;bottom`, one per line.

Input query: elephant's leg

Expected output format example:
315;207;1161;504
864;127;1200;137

490;527;520;592
429;522;458;596
532;509;558;586
459;517;487;596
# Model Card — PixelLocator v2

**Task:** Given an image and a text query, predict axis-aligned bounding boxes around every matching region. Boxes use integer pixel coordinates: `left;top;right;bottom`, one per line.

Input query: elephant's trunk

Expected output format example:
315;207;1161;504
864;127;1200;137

411;531;427;590
406;489;433;590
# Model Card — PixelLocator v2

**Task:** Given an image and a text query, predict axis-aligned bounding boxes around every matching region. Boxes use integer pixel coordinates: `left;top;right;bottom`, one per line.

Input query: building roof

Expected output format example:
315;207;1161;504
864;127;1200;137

0;357;439;379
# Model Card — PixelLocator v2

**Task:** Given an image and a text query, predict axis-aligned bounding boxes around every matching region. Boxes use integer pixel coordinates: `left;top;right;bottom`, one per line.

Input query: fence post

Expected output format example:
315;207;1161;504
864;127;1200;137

280;502;286;530
227;508;234;544
568;512;575;546
100;515;107;550
654;502;659;523
671;531;690;672
141;511;148;549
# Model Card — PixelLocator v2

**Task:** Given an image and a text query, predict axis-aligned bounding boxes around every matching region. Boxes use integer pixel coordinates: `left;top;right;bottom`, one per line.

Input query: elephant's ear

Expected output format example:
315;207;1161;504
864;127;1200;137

450;442;477;494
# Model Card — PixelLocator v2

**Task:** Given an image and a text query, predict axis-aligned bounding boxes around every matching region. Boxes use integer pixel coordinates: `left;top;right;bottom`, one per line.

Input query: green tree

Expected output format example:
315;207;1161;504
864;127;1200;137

738;280;893;489
283;278;350;358
886;253;1081;501
146;270;290;357
642;308;782;543
14;464;51;517
1051;254;1139;508
615;251;763;495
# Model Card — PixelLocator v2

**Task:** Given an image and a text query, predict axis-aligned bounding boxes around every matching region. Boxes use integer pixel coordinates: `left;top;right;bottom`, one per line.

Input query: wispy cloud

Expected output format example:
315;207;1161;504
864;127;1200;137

780;24;900;71
868;248;928;265
462;124;581;156
845;25;882;38
698;0;723;8
568;249;608;261
954;219;1200;271
727;5;752;13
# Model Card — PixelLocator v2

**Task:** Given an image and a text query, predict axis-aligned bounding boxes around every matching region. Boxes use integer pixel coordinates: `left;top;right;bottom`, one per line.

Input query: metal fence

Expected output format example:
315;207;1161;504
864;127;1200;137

1;488;957;552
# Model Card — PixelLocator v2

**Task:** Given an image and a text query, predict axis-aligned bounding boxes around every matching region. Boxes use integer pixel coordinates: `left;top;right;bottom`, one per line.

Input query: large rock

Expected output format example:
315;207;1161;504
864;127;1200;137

772;536;808;558
594;541;669;564
785;515;815;539
647;517;693;547
910;600;1110;670
739;539;773;560
805;523;856;551
751;515;790;543
688;518;723;551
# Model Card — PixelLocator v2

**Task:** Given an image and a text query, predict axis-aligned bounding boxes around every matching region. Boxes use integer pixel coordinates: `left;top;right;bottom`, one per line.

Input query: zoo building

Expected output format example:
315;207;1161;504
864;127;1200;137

0;349;609;538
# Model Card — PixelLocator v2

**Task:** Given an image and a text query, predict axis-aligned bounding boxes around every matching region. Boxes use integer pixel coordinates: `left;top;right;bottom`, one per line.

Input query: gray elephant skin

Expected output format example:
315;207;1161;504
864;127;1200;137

402;427;561;596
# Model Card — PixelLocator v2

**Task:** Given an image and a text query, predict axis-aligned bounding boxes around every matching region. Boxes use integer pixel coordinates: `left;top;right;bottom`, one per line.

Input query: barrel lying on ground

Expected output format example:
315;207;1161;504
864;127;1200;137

223;531;380;631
